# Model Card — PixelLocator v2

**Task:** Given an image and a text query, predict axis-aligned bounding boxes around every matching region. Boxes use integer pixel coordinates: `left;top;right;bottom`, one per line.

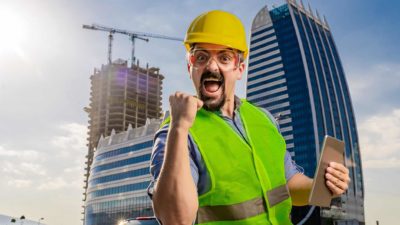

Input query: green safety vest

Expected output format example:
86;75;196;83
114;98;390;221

164;99;292;225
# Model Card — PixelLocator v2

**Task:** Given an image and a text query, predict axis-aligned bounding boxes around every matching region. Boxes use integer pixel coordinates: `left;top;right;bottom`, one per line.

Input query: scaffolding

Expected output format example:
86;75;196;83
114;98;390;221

82;59;163;209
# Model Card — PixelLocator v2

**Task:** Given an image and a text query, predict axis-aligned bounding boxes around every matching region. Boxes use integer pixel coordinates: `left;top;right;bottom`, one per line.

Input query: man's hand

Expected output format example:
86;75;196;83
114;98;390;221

169;92;203;130
325;162;350;197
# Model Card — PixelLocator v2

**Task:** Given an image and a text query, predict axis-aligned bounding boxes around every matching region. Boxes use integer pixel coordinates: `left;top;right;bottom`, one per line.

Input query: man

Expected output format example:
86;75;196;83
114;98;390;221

148;10;350;225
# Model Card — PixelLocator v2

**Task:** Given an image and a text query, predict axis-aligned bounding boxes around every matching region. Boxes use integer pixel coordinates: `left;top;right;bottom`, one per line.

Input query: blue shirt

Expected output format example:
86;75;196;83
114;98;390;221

148;98;302;197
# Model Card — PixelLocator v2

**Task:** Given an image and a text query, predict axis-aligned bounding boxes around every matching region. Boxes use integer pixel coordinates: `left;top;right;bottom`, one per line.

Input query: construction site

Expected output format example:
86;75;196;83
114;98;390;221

81;24;182;223
83;58;164;187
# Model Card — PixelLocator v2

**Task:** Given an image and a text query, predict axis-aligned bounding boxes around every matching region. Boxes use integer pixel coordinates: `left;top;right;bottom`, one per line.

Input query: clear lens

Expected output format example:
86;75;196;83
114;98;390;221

189;49;239;71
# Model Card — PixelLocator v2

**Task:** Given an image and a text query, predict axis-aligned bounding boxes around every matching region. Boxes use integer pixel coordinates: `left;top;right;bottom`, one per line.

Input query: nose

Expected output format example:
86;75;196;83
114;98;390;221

206;57;220;72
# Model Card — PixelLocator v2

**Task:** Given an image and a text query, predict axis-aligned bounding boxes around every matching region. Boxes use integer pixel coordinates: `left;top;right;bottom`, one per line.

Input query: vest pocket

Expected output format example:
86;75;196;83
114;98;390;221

266;184;290;207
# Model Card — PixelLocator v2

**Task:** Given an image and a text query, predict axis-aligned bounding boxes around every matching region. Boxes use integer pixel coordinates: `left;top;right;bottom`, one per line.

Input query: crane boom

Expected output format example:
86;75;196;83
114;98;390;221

90;24;183;41
83;23;183;65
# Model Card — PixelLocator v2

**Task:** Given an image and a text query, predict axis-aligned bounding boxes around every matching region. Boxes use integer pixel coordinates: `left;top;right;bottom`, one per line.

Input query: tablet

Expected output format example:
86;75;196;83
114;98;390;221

308;135;345;207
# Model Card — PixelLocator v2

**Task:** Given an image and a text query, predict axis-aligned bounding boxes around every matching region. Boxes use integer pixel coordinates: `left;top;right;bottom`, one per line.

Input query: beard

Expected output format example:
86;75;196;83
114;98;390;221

198;70;226;111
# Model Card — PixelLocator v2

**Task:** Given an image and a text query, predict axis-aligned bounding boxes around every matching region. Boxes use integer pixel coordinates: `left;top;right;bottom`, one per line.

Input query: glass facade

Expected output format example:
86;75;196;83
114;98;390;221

248;1;364;224
95;140;153;161
91;154;151;173
84;119;162;225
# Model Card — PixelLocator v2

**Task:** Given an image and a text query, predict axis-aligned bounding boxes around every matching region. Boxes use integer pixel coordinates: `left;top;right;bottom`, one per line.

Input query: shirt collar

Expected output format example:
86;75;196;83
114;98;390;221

214;95;242;118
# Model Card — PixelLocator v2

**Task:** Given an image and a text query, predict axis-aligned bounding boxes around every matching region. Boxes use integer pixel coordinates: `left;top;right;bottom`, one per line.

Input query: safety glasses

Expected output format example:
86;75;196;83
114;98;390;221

188;49;240;72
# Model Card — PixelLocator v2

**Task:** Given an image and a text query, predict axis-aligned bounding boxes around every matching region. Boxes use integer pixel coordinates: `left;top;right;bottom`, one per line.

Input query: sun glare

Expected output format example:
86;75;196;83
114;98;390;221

0;7;28;52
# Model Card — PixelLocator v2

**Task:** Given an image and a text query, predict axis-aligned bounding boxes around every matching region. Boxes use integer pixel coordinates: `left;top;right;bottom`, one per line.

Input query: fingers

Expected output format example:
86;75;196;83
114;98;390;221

329;162;349;175
192;95;204;110
325;162;351;196
326;180;345;196
168;92;201;130
327;162;351;183
325;173;348;191
170;91;187;100
196;98;204;110
170;92;198;105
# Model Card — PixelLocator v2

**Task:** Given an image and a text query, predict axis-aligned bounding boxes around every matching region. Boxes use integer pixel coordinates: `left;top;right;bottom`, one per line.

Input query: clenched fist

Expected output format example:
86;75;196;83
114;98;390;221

169;92;204;130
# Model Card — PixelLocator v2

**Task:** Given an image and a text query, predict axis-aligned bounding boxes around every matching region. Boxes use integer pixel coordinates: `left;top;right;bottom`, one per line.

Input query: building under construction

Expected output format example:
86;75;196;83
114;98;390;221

82;59;163;220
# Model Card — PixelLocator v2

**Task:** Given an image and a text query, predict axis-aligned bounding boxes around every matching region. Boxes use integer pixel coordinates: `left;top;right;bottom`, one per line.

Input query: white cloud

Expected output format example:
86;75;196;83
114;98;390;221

37;177;68;190
2;162;47;176
51;123;87;156
7;179;32;188
0;146;40;160
2;162;24;175
64;164;84;174
37;176;82;191
0;123;86;190
20;162;47;176
363;158;400;169
0;146;47;177
348;60;400;87
347;63;400;118
29;123;88;190
64;166;79;173
349;63;400;168
359;108;400;168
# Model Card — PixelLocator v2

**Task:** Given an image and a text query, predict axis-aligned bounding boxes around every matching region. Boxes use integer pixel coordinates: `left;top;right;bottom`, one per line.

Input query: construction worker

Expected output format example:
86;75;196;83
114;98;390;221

148;10;350;225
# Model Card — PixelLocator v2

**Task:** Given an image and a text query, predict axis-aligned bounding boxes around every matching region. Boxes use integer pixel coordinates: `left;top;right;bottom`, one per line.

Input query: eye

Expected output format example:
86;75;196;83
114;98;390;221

194;51;209;63
218;52;234;64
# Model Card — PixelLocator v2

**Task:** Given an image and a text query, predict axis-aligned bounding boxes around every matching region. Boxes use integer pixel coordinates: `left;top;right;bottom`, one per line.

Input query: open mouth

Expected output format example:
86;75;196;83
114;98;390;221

203;78;223;93
199;71;226;111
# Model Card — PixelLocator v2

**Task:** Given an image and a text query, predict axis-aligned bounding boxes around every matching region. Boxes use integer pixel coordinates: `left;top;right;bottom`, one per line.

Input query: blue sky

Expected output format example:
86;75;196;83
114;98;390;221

0;0;399;225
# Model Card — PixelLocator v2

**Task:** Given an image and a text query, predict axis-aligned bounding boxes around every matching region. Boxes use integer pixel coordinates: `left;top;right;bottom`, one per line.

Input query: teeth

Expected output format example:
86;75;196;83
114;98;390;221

204;78;220;82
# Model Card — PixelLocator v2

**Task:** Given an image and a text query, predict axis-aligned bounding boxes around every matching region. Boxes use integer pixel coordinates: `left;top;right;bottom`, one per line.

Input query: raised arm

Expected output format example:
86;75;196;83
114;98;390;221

152;92;203;225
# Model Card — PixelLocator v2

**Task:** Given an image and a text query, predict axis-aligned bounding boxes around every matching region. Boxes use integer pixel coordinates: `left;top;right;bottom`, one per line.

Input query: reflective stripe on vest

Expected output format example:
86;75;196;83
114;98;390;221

197;197;265;223
197;184;290;223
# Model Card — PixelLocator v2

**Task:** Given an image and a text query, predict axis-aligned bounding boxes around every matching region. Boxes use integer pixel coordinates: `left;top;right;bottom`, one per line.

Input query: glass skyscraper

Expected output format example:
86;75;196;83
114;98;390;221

84;119;161;225
247;0;364;224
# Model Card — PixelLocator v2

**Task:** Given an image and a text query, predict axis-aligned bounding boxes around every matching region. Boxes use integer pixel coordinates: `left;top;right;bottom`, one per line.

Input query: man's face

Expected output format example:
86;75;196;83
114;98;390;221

188;43;245;111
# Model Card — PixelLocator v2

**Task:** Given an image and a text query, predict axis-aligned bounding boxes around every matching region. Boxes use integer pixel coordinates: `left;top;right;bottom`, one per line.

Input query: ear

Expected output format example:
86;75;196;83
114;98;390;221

236;62;246;80
187;63;193;79
186;52;194;79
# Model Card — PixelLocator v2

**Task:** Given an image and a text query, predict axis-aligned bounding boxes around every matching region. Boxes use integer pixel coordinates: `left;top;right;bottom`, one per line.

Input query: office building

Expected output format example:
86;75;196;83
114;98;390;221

247;1;364;224
84;118;161;225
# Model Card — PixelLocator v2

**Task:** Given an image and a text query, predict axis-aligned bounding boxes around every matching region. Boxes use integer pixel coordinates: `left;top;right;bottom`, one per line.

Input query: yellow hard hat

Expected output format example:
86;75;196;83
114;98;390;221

184;10;248;58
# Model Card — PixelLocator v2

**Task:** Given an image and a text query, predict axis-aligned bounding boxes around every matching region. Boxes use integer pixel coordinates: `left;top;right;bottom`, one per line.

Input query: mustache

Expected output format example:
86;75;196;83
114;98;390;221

200;70;224;82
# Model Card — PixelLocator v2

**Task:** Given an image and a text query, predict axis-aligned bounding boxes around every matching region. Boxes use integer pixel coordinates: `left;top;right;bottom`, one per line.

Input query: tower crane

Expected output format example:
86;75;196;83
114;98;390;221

83;23;183;65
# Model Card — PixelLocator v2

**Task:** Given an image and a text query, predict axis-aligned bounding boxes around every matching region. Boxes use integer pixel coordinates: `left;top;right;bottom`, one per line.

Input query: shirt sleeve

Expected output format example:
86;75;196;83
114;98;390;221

284;151;304;181
147;124;200;198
